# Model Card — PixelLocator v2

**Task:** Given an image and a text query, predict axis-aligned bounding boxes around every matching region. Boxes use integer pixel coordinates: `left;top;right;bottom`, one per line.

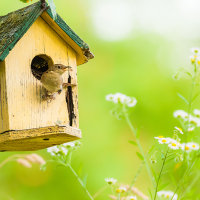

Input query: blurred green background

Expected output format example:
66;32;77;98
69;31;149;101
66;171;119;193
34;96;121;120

0;0;200;199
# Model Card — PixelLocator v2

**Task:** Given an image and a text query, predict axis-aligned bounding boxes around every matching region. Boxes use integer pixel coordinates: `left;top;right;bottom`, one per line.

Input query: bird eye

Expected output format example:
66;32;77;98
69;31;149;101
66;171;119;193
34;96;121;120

58;66;61;69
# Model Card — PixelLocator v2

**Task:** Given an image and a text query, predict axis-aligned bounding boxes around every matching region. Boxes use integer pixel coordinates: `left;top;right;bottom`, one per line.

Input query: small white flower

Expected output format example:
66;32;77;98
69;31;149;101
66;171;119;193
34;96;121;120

181;143;192;153
174;127;183;134
191;47;200;54
157;137;172;144
173;110;188;119
126;196;137;200
157;191;178;200
188;142;199;151
106;93;137;107
168;140;181;150
194;109;200;117
118;186;127;192
61;147;68;155
63;142;75;148
106;94;114;101
47;146;59;156
188;115;200;127
105;177;117;185
154;136;164;139
188;126;195;132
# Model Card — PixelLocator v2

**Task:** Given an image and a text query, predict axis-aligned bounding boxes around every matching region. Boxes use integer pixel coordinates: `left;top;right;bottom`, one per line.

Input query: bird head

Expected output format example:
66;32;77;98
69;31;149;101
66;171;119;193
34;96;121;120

49;64;72;74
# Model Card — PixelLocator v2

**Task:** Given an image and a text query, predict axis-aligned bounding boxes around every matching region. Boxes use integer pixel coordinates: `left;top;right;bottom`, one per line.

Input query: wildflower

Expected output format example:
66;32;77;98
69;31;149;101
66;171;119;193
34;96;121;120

17;158;32;168
105;177;117;185
189;115;200;127
63;142;75;148
61;147;68;155
168;140;180;150
188;142;199;150
188;126;195;132
106;93;137;107
190;55;196;64
157;191;178;200
117;186;127;193
181;143;191;153
194;109;200;117
155;137;171;144
174;127;183;134
126;196;137;200
173;110;188;119
154;136;164;139
47;146;59;156
191;47;200;54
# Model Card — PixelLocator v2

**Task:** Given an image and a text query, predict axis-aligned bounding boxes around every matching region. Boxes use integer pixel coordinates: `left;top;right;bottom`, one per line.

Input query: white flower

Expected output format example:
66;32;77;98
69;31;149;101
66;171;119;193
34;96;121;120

63;142;75;148
156;137;172;144
181;143;192;153
105;177;117;185
194;109;200;117
154;136;164;139
126;97;137;107
126;196;137;200
188;126;195;132
106;93;137;107
168;140;181;150
157;191;178;200
47;146;59;156
191;47;200;54
118;186;127;192
188;142;199;150
173;110;188;119
188;115;200;127
174;127;183;134
106;94;114;101
61;147;68;155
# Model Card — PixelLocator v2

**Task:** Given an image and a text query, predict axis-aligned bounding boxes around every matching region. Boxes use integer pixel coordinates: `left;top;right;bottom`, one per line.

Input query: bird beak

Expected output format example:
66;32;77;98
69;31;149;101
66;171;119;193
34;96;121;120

62;65;72;71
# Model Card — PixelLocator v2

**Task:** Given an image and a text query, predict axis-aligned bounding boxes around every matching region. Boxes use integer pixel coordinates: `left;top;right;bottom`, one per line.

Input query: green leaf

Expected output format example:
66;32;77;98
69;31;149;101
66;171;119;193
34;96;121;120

129;140;137;146
19;0;29;3
158;182;169;190
177;93;189;104
48;0;57;20
185;72;192;77
136;152;144;161
82;174;88;188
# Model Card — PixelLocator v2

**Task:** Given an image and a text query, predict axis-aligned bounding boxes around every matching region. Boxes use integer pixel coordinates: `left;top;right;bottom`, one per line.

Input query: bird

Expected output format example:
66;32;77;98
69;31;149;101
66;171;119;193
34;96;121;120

40;64;72;101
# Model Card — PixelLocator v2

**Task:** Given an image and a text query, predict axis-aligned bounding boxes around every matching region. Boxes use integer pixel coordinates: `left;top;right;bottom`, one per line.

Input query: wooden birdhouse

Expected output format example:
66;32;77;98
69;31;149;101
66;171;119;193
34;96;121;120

0;1;93;151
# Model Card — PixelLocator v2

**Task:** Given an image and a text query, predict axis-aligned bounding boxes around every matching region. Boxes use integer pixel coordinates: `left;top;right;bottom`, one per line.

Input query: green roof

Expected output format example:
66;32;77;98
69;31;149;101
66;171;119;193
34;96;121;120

0;1;93;62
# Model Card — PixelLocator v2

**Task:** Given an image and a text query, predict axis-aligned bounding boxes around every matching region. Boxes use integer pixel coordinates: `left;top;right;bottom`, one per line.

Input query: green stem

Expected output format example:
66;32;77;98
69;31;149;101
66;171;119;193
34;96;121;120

180;172;200;199
153;149;169;200
123;109;154;186
68;164;94;200
93;186;108;199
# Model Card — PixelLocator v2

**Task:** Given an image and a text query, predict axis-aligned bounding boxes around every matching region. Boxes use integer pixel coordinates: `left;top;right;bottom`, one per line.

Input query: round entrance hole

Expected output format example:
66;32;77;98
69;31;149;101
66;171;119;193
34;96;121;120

31;55;54;80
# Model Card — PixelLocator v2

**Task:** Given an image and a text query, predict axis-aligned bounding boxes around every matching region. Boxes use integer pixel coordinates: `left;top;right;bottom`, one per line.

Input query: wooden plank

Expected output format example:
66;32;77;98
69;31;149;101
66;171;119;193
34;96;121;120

0;61;9;133
0;125;81;151
5;17;79;131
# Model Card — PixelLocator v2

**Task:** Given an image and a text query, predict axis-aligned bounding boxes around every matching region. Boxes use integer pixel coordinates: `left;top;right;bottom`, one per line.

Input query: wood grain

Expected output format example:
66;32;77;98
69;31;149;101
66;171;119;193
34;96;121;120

0;125;81;151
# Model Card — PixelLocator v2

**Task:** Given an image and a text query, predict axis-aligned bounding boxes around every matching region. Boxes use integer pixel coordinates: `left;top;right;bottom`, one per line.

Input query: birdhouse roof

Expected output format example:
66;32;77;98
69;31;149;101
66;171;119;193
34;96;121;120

0;1;93;65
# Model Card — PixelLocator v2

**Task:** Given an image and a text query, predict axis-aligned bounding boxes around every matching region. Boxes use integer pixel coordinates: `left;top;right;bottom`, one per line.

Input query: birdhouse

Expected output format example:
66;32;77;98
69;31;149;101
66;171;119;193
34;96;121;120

0;1;93;151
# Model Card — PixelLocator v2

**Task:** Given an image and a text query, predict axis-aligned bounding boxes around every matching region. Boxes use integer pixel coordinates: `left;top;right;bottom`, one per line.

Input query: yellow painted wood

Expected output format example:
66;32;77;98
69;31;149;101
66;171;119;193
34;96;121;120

0;125;81;151
41;12;88;66
0;61;9;133
3;17;79;132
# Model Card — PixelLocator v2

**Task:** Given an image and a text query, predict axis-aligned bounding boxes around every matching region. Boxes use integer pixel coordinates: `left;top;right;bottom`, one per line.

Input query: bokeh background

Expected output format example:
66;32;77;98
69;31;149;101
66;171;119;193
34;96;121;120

0;0;200;199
